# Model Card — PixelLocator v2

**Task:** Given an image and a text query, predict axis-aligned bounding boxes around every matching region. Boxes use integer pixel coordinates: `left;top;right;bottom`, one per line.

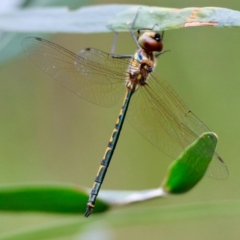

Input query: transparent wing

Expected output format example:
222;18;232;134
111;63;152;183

22;37;228;179
22;37;129;107
127;72;228;179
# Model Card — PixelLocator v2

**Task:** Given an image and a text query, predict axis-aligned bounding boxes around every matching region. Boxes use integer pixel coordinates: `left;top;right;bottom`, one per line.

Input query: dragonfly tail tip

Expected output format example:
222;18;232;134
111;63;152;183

84;205;94;218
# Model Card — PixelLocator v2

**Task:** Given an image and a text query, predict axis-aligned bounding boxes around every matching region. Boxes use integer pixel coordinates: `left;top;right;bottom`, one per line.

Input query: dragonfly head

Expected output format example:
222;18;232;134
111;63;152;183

137;31;163;53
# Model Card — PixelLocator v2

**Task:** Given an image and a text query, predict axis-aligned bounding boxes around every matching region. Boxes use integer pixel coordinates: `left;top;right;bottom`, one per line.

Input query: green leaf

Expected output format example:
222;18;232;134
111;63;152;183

0;5;122;33
0;184;109;214
162;132;218;194
1;5;240;33
0;183;165;214
109;6;240;31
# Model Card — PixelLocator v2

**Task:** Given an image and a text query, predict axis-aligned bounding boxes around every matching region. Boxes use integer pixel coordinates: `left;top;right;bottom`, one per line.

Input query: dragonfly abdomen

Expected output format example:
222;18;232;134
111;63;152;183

84;89;133;217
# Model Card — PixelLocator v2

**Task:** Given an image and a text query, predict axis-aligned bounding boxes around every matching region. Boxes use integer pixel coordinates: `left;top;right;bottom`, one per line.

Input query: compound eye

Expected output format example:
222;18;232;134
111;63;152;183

154;33;161;42
138;32;163;52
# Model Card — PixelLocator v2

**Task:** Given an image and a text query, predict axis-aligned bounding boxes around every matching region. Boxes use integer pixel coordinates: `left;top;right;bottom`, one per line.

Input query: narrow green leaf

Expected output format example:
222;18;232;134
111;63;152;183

0;218;85;240
0;184;109;214
2;200;240;240
162;132;218;194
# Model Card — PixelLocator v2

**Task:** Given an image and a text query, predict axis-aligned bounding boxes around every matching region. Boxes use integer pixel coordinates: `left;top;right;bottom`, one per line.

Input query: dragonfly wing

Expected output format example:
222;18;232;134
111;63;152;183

22;37;129;107
127;72;228;179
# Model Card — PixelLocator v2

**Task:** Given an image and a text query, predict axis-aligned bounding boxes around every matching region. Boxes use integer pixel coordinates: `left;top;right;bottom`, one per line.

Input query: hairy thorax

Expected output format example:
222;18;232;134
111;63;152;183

126;48;156;91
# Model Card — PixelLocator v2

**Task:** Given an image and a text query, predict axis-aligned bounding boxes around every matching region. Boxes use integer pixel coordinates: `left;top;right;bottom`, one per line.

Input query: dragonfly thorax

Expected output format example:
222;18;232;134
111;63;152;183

126;48;156;91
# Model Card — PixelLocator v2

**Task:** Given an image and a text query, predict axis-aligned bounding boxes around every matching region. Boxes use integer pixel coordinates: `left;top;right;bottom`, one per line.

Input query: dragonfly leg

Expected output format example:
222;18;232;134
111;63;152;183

110;30;119;55
130;8;141;49
109;27;133;59
111;54;133;59
136;24;159;33
155;50;171;58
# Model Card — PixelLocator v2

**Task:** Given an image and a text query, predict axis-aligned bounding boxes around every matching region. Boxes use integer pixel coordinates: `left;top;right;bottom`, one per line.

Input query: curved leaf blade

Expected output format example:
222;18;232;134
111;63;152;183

162;132;218;194
0;184;109;214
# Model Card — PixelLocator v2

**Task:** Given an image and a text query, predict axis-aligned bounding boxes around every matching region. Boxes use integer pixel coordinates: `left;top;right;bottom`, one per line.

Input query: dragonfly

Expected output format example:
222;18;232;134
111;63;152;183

22;10;228;217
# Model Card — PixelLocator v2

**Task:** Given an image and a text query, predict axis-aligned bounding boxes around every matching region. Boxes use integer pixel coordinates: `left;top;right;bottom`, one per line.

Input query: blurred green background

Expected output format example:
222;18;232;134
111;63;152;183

0;0;240;239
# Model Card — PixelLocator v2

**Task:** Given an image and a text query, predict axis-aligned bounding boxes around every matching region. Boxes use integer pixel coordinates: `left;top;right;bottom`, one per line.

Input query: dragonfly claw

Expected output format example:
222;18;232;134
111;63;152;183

84;204;94;217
